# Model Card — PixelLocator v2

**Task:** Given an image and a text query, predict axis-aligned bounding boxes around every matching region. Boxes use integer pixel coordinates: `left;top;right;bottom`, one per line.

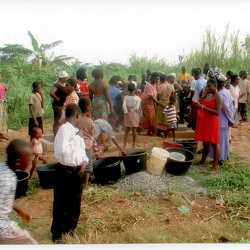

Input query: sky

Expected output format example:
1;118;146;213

1;0;250;66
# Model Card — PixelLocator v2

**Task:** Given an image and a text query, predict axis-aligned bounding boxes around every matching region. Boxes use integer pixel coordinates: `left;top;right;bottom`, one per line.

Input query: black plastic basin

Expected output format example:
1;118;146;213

15;171;30;199
122;151;148;175
36;163;57;189
164;147;195;175
176;140;198;155
92;157;121;185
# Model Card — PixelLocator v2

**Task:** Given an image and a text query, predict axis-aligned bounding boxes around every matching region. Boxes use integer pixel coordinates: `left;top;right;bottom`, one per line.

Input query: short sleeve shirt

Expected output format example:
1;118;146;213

93;119;115;141
0;162;18;237
28;93;44;118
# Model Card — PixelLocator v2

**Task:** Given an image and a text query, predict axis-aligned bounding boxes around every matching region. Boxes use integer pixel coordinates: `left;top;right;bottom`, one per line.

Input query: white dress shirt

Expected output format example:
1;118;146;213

54;122;89;166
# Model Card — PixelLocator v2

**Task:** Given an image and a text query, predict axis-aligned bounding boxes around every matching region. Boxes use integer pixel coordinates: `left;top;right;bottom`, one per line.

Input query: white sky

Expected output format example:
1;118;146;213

1;0;250;66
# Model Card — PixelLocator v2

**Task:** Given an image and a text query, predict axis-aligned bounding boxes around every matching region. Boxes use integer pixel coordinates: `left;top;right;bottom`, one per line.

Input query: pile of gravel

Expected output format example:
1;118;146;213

116;167;207;196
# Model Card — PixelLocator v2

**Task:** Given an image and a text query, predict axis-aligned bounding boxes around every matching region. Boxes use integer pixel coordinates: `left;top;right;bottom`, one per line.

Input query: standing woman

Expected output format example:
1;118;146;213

0;72;8;140
50;71;68;136
88;68;113;120
139;72;161;136
155;73;174;136
208;77;235;164
195;78;222;174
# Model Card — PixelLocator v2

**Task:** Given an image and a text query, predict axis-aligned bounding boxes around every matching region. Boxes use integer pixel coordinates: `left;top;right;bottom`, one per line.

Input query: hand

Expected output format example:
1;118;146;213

195;102;203;109
34;119;39;127
38;89;43;96
17;211;32;223
121;151;127;156
78;161;87;175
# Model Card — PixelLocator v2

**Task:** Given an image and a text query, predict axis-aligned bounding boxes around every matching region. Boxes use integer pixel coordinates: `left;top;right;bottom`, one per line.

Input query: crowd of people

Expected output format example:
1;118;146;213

0;63;249;244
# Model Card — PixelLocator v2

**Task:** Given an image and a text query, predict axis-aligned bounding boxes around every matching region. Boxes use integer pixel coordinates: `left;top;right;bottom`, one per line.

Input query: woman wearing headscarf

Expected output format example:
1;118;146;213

155;73;174;136
139;72;161;136
208;68;235;165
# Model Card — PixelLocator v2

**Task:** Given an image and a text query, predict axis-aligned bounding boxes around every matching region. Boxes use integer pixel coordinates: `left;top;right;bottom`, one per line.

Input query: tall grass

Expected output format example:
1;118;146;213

1;25;250;129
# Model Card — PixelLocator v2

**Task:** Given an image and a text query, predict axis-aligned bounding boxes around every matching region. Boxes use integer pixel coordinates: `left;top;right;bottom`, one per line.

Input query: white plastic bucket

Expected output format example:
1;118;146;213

169;152;185;161
147;147;169;176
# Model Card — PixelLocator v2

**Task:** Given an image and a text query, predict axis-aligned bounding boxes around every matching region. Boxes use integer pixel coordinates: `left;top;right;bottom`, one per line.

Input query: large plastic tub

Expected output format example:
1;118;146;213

92;157;121;185
175;140;198;154
122;151;148;175
36;163;57;189
162;140;183;149
15;171;30;199
164;147;195;175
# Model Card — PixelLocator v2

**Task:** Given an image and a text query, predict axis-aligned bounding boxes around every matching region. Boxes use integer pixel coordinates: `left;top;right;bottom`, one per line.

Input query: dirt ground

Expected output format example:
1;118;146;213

1;119;250;243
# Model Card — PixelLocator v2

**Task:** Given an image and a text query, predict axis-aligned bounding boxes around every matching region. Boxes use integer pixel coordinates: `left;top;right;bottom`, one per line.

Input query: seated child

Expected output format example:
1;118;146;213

162;94;178;141
0;139;37;244
30;127;47;179
76;97;96;189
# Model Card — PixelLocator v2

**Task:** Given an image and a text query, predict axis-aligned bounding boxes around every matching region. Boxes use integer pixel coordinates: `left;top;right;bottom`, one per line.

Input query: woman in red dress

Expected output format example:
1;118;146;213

195;78;222;173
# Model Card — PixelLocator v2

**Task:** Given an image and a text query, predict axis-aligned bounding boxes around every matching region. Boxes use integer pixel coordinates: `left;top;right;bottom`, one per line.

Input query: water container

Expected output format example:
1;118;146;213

147;147;169;176
15;171;30;199
169;152;185;161
36;163;57;189
176;140;198;155
162;140;183;149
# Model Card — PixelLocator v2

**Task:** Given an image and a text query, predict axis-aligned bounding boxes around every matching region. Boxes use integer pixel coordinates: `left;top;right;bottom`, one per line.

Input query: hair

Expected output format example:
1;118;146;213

128;83;135;92
196;68;202;74
128;75;134;81
109;76;118;85
6;139;31;163
160;73;166;82
92;68;104;80
108;112;118;120
193;69;201;77
207;78;218;86
169;94;176;104
226;70;233;78
32;80;42;88
31;127;42;137
181;66;186;70
150;72;160;80
78;97;91;113
231;74;239;84
65;103;81;118
76;67;87;80
66;77;77;88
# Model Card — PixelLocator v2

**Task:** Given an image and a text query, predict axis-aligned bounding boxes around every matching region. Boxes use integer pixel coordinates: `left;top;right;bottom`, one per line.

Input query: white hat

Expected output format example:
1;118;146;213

58;71;68;78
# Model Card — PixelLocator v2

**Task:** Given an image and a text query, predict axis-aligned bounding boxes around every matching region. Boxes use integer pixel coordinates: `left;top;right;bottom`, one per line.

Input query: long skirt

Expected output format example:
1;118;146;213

208;127;229;161
0;100;7;133
139;97;156;133
91;94;109;120
156;98;170;131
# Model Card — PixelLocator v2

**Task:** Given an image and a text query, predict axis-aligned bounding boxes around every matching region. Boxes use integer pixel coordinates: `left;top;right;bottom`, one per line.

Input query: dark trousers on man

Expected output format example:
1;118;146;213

51;163;84;239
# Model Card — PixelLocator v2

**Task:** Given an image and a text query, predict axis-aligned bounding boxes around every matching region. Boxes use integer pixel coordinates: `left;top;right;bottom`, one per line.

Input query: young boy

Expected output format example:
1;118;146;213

162;95;178;141
76;97;96;189
28;81;44;140
0;139;37;244
51;103;89;244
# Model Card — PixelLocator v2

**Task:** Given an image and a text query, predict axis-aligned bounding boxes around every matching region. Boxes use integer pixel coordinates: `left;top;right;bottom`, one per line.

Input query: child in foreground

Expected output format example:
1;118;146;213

28;81;44;141
76;97;96;189
29;127;47;179
122;83;141;148
0;139;37;244
162;94;178;141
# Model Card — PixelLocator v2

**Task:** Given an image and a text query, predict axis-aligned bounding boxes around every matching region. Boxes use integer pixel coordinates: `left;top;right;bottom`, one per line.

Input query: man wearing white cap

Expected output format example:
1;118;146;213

50;71;69;136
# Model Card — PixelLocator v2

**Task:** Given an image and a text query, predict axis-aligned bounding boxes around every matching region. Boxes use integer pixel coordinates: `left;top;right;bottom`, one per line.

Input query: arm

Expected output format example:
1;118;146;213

130;97;141;112
38;90;44;108
13;204;32;223
122;96;128;113
103;87;113;113
149;95;162;106
111;138;126;155
89;87;93;102
50;86;60;102
195;94;222;115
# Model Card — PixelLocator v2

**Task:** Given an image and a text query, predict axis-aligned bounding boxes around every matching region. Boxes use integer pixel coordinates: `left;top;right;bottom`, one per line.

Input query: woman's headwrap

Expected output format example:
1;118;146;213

207;67;227;87
168;73;176;79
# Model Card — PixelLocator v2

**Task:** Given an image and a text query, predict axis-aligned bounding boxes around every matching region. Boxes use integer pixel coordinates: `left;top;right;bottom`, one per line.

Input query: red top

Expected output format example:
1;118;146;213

79;81;89;98
195;97;219;144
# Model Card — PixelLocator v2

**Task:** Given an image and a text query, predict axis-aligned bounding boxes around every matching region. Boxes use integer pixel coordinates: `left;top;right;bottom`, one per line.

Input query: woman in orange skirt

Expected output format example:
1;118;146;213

195;78;222;173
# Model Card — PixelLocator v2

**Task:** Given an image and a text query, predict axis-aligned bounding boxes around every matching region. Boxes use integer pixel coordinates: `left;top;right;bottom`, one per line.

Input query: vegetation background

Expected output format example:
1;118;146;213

1;26;250;129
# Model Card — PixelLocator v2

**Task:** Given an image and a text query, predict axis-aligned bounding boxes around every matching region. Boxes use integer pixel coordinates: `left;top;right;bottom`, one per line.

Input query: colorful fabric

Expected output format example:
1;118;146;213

157;83;174;99
91;94;109;120
195;97;219;144
156;98;170;131
0;85;6;100
92;141;103;159
0;100;7;133
143;82;157;98
139;97;156;133
78;81;89;98
32;138;43;156
63;91;79;110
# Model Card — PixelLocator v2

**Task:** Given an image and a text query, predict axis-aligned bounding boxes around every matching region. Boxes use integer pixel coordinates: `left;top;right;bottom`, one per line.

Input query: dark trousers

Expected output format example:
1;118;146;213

51;163;84;238
179;98;192;123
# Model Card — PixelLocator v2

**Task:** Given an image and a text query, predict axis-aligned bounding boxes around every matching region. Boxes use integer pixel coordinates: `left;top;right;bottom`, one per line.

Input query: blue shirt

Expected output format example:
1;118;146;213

193;77;207;102
109;86;121;107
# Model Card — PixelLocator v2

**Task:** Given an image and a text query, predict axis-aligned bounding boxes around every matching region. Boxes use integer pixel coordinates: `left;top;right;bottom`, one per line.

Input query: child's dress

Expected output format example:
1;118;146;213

123;95;141;127
32;138;43;156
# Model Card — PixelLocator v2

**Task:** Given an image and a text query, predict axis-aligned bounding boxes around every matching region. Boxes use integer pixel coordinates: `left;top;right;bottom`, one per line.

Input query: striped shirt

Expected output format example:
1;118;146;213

163;105;177;123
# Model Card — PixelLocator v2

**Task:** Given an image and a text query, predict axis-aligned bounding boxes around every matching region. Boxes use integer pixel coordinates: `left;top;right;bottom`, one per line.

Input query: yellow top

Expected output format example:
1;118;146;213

177;73;191;85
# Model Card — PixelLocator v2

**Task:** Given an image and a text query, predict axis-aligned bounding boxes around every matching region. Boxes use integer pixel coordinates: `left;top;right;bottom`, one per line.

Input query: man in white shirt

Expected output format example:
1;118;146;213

51;104;88;243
